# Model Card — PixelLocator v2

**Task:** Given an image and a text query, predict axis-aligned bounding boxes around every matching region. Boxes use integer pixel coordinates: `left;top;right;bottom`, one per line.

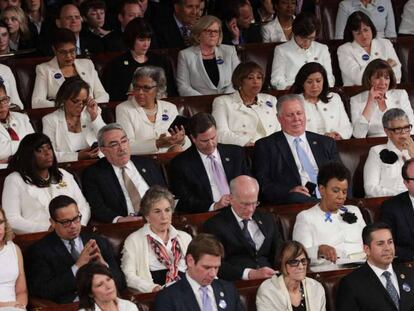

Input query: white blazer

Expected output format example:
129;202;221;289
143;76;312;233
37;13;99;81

292;204;366;259
261;17;289;43
176;44;240;96
337;38;401;86
350;89;414;138
0;64;23;109
302;92;353;139
42;108;105;163
78;298;138;311
399;0;414;34
212;91;280;146
116;98;191;154
121;223;192;293
270;38;335;90
31;57;109;109
256;275;326;311
2;169;91;234
0;112;34;160
364;140;409;198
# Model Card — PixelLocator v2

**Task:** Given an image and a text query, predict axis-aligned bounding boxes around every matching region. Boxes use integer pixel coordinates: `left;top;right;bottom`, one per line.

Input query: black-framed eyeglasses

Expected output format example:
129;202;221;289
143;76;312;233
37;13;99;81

133;85;157;93
104;137;129;149
286;258;310;267
54;214;82;227
0;96;10;106
386;124;412;134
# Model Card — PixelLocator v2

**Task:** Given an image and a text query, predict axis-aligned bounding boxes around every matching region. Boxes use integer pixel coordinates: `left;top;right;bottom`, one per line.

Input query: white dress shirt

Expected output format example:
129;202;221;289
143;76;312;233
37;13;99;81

261;17;289;43
186;273;218;311
367;261;400;296
61;236;84;276
399;0;414;34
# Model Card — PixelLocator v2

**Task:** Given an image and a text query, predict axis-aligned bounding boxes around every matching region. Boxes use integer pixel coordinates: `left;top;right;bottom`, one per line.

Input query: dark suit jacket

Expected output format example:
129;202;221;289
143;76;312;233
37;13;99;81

152;15;187;49
203;207;282;281
381;192;414;261
154;275;243;311
26;231;125;303
336;263;414;311
82;156;166;223
170;144;249;214
222;23;262;45
253;131;339;204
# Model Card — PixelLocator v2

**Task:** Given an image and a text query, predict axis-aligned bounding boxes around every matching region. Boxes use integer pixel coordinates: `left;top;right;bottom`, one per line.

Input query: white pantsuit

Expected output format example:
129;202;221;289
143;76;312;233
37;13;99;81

0;64;23;109
261;17;289;43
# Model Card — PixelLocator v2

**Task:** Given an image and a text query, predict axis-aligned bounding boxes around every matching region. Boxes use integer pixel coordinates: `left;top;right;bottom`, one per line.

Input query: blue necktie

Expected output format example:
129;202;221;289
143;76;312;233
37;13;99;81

199;286;213;311
383;271;400;310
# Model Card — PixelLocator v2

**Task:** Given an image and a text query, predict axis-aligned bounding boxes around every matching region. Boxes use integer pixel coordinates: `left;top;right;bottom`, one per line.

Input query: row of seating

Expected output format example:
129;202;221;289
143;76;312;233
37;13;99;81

4;36;414;109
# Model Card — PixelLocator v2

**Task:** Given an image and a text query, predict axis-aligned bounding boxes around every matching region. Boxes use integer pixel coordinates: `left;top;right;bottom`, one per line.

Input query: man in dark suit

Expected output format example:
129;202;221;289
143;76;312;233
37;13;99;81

26;195;124;304
170;112;249;214
381;158;414;261
336;222;414;311
154;233;243;311
253;94;340;204
82;123;166;223
204;175;282;281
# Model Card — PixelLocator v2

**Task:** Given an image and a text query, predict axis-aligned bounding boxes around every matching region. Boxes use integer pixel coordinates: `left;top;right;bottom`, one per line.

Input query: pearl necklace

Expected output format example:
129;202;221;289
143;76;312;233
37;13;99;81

143;104;158;116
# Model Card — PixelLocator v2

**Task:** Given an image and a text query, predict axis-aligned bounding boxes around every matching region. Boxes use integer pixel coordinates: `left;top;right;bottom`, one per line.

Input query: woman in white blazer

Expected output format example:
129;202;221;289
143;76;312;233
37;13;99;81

291;62;352;139
31;28;108;109
121;186;191;293
256;241;326;311
364;108;413;198
176;15;240;96
261;0;295;43
116;66;191;155
337;11;401;87
351;59;414;138
2;133;91;234
271;12;335;90
0;63;23;109
212;61;280;146
42;78;104;163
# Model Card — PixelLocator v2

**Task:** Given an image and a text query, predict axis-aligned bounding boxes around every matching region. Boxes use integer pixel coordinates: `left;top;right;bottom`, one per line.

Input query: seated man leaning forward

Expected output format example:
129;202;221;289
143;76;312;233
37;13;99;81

204;175;283;281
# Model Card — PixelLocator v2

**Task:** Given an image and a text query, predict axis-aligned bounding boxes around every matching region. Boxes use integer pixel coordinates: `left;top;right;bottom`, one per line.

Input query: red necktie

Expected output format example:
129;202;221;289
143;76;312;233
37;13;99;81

7;127;19;141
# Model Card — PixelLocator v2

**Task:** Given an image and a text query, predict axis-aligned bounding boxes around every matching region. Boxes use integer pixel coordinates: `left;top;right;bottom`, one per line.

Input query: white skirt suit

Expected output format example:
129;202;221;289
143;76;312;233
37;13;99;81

364;140;409;198
350;89;414;138
121;223;192;293
2;169;91;234
292;204;366;260
256;275;326;311
42;108;105;163
176;44;240;96
116;98;191;155
302;93;353;139
212;92;280;146
270;38;335;90
261;17;290;43
31;57;109;109
337;38;401;86
0;64;23;109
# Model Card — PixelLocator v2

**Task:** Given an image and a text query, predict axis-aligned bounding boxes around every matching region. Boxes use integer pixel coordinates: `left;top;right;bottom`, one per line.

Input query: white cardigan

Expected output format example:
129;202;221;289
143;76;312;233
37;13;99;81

256;275;326;311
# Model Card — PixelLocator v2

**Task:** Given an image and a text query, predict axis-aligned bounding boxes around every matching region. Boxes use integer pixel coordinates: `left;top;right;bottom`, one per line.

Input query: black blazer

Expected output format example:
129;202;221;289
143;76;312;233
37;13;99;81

26;231;125;303
154;275;243;311
82;156;166;223
152;15;187;49
336;263;414;311
381;192;414;261
170;144;249;214
253;131;339;204
222;23;262;45
203;207;282;281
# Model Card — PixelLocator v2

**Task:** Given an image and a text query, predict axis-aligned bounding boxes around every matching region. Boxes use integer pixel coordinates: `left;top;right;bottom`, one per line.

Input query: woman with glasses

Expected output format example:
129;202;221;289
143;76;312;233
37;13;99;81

256;240;325;311
293;162;366;264
364;108;413;198
351;59;414;138
42;77;105;163
2;133;91;234
31;28;108;109
176;15;240;96
116;66;191;154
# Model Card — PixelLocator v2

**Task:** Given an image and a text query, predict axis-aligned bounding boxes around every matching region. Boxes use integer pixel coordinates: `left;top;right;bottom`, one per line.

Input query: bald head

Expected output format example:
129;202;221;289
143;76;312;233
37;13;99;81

56;4;82;35
230;175;259;219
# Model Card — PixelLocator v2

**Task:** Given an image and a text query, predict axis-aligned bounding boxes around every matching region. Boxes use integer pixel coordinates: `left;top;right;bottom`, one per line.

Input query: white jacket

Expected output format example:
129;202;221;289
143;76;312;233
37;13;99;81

261;17;289;43
78;298;138;311
399;0;414;34
0;63;23;109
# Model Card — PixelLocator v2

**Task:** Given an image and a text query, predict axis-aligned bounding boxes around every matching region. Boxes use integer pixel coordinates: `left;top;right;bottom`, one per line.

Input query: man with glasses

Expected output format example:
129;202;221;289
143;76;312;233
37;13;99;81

82;123;166;223
204;175;283;281
26;195;124;303
364;108;414;198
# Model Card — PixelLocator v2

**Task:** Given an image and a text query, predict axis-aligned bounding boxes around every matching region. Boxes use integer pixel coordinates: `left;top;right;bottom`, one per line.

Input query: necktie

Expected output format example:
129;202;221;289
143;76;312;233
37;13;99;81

199;286;213;311
122;167;141;214
242;219;256;250
7;127;19;141
294;137;320;197
383;271;400;310
296;0;303;14
181;25;191;47
69;239;80;261
208;154;230;197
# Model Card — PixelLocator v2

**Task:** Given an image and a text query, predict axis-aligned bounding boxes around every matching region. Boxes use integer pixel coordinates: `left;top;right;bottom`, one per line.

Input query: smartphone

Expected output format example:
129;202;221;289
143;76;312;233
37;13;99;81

90;142;99;149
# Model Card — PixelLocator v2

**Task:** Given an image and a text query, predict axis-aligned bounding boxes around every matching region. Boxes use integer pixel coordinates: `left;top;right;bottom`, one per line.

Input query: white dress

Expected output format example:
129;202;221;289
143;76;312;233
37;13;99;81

0;242;18;302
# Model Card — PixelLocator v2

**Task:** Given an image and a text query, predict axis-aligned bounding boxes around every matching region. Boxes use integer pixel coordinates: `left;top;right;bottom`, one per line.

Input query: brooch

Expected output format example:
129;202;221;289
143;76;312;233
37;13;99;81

57;180;68;189
379;149;398;164
340;206;357;224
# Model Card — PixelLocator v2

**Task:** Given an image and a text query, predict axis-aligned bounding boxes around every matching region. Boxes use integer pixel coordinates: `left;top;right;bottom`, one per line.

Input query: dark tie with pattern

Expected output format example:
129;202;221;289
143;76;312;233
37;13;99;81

241;219;256;250
69;239;80;261
383;271;400;310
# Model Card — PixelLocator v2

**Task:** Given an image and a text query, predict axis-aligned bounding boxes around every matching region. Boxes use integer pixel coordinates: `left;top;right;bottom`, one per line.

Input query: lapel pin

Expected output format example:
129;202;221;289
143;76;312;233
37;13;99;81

81;72;85;75
401;273;406;279
314;57;318;61
54;73;62;79
11;123;16;127
162;114;169;121
225;157;230;162
142;168;147;173
258;220;263;224
124;60;129;65
164;109;168;113
82;125;86;128
312;141;317;145
218;299;227;309
220;291;224;297
403;283;411;292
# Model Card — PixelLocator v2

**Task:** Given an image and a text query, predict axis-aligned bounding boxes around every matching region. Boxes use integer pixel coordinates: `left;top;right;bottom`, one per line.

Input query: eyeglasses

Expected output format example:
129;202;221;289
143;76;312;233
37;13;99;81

0;96;10;106
54;214;82;228
56;48;76;56
203;29;220;36
239;201;260;208
133;85;157;93
104;137;129;149
287;258;310;267
386;124;412;134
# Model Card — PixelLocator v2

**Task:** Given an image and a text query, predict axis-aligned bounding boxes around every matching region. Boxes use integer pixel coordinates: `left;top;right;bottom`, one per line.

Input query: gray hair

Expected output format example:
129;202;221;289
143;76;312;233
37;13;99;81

140;185;175;217
131;66;167;99
382;108;409;129
97;123;127;147
276;94;304;115
229;175;259;197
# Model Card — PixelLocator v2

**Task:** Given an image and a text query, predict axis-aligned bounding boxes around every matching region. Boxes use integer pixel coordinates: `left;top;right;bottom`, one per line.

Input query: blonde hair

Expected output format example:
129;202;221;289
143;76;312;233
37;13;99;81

190;15;222;46
0;208;14;243
278;241;309;276
1;6;31;40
